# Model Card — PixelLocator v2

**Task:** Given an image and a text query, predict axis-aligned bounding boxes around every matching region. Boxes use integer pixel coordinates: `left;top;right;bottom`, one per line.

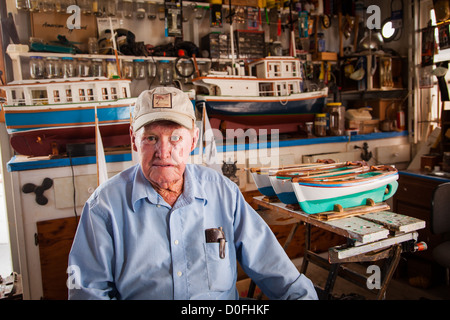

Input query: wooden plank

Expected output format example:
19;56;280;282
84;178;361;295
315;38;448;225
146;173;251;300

253;196;390;243
329;232;418;263
36;216;79;300
325;217;390;244
359;211;426;233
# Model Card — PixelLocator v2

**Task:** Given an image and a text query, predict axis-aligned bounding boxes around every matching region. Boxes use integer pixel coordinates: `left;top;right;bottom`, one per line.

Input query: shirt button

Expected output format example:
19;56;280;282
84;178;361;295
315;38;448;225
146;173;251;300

156;204;161;208
174;240;179;245
177;271;182;277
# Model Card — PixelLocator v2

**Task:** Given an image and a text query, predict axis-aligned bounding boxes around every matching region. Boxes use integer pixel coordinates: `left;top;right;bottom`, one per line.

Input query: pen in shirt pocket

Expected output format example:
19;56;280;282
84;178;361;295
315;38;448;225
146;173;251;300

205;227;226;259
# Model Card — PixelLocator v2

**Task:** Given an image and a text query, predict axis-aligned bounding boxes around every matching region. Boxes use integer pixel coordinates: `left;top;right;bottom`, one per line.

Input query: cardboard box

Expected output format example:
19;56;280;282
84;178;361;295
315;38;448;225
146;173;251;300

352;99;403;121
31;12;98;53
347;119;380;134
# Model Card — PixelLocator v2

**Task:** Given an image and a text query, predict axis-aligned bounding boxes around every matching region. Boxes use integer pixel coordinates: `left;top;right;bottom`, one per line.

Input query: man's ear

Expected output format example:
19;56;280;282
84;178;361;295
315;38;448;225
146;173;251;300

130;127;138;152
191;127;200;152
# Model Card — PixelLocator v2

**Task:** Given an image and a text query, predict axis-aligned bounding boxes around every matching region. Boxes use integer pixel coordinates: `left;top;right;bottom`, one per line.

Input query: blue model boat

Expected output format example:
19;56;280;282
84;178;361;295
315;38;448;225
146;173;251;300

193;56;328;126
1;77;136;156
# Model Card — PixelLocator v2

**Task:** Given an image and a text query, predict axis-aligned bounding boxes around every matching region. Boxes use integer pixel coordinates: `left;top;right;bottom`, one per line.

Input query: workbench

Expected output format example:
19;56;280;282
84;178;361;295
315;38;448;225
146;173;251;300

252;196;426;300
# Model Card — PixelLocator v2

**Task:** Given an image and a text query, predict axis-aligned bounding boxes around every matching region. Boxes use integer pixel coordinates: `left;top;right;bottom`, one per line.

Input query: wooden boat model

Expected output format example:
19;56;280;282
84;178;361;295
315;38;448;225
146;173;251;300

0;77;136;156
249;159;337;199
193;56;328;126
290;165;399;214
270;161;370;205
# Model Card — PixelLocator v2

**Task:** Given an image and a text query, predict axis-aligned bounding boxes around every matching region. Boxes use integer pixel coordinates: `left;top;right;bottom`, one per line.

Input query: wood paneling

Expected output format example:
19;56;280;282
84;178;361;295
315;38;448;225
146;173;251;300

36;216;79;300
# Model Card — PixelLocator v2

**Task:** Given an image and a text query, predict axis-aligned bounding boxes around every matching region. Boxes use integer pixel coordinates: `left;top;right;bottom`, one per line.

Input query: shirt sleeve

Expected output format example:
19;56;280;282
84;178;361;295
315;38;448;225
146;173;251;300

232;190;318;300
68;200;118;300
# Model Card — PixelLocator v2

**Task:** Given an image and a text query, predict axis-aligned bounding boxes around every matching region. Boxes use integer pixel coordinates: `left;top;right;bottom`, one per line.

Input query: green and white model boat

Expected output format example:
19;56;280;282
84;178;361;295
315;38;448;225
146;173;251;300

291;165;399;214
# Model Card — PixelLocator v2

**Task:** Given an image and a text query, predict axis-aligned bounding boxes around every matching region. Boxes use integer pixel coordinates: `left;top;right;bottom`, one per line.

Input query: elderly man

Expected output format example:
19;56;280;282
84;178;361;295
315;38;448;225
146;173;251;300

68;87;317;300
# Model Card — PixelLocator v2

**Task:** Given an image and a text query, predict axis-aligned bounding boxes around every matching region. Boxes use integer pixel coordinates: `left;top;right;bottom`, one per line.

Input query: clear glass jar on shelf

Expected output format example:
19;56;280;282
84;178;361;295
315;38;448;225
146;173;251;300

122;0;133;18
136;0;146;19
27;0;40;12
158;60;173;85
15;0;29;10
45;56;61;78
148;60;157;78
105;0;117;16
29;56;45;79
61;57;76;78
314;113;327;137
106;58;118;78
91;58;104;77
41;0;55;13
134;59;146;79
77;58;91;78
78;0;92;15
122;59;134;79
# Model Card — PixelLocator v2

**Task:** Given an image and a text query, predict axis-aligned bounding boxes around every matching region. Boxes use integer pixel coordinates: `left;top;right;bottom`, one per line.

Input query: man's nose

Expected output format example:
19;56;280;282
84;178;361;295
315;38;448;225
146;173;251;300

155;137;172;158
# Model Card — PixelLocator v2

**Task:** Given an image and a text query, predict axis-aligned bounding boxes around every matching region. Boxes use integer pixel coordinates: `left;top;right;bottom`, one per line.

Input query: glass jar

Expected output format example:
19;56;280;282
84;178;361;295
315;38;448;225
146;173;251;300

314;113;327;137
91;59;104;77
15;0;29;10
106;58;118;78
88;37;99;54
158;60;173;85
106;0;117;16
77;58;91;77
30;56;45;79
42;0;55;13
122;0;133;18
45;56;61;78
136;0;146;19
122;59;134;79
28;0;40;12
61;57;76;78
148;60;157;78
146;1;157;20
92;0;101;16
134;59;146;80
78;0;92;14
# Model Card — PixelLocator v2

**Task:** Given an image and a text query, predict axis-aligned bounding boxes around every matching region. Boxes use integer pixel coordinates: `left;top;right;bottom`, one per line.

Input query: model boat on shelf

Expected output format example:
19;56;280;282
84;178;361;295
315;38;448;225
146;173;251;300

291;165;399;214
193;56;328;126
0;77;136;156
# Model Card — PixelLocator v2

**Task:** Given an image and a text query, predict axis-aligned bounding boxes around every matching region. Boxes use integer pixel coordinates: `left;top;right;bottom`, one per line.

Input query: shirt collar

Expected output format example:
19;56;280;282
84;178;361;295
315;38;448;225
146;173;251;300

131;164;207;211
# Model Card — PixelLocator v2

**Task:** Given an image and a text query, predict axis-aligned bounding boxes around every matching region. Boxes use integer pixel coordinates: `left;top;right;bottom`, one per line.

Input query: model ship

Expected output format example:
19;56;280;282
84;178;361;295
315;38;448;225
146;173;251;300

0;77;136;156
291;164;399;214
249;159;338;201
251;161;399;215
193;56;328;126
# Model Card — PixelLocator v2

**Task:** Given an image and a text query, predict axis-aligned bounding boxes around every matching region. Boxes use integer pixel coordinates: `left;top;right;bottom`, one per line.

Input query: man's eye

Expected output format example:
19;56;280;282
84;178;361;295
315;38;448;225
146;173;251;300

146;136;157;143
170;135;182;142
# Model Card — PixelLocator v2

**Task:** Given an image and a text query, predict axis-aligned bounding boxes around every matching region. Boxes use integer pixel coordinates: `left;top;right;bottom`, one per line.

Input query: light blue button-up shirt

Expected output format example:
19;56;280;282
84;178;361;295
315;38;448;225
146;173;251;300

68;163;318;300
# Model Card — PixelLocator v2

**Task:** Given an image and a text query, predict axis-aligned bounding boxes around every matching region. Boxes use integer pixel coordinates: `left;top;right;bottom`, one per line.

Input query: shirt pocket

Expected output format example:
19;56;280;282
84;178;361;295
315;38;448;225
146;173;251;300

203;242;234;292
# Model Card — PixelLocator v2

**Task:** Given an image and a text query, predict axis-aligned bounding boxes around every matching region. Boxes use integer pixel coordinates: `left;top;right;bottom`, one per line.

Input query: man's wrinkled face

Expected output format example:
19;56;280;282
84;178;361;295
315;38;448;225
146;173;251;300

131;120;199;189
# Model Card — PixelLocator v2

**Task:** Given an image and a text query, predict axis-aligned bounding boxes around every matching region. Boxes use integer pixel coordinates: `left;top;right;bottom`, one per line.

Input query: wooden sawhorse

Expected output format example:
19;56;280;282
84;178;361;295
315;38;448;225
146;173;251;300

251;196;426;300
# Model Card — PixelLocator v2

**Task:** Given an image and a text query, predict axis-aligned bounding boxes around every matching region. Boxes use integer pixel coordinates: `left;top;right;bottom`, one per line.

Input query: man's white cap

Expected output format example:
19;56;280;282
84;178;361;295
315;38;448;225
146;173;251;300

132;87;196;132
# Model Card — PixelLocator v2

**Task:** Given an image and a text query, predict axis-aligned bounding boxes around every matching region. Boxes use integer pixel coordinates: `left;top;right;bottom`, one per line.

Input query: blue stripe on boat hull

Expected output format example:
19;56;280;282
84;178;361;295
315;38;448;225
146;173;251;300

198;96;326;125
4;105;131;133
257;186;277;197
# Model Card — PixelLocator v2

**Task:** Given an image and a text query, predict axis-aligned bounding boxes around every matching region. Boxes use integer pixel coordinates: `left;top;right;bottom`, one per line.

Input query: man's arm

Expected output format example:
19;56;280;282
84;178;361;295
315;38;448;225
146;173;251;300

233;191;318;300
68;203;118;300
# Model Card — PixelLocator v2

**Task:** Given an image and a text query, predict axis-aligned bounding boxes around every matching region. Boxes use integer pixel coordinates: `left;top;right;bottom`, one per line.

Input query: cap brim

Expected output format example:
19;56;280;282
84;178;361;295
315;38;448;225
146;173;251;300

133;111;194;132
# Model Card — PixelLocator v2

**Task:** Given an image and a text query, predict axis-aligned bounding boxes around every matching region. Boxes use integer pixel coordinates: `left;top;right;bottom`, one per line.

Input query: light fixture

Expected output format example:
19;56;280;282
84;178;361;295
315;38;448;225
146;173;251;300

381;18;399;42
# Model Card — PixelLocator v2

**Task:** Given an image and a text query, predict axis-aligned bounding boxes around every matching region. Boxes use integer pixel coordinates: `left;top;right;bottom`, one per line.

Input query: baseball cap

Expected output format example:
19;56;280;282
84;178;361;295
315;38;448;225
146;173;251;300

132;87;196;132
